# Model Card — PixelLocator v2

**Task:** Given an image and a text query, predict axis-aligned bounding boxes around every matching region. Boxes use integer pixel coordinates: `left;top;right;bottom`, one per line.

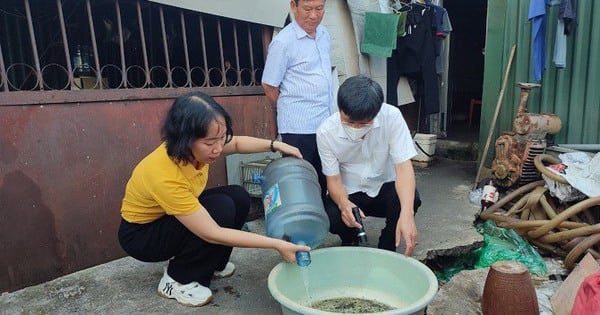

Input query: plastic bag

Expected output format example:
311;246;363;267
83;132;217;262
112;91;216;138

474;220;547;276
572;272;600;315
469;187;483;206
433;252;479;283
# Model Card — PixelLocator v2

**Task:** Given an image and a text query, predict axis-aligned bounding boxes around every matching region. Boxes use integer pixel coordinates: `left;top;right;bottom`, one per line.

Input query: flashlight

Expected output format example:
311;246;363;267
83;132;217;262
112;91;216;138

352;207;367;243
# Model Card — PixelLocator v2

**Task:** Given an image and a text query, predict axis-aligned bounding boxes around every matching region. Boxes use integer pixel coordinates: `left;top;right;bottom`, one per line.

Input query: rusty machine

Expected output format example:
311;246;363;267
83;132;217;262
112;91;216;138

491;83;562;188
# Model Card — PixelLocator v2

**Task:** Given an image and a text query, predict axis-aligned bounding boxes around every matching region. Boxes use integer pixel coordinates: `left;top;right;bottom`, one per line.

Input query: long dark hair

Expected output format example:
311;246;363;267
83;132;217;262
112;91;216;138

160;92;233;164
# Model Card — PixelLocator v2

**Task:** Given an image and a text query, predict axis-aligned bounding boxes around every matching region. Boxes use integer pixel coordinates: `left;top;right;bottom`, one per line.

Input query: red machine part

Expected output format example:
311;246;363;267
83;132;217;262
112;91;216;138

491;132;522;187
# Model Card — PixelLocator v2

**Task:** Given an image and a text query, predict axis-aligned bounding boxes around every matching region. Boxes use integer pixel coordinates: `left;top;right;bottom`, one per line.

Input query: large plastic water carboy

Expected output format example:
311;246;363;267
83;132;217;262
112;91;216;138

261;157;330;267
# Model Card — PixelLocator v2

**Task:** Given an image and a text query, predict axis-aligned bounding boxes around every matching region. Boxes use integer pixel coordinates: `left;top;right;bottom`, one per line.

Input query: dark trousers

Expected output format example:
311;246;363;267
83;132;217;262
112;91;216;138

324;182;421;251
280;133;327;199
118;185;250;287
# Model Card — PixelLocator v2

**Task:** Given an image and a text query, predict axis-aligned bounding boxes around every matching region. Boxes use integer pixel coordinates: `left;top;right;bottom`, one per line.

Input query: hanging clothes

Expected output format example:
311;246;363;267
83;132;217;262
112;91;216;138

396;10;408;38
553;19;567;68
434;6;452;74
387;3;439;115
361;12;400;58
561;0;577;34
528;0;549;81
553;0;577;68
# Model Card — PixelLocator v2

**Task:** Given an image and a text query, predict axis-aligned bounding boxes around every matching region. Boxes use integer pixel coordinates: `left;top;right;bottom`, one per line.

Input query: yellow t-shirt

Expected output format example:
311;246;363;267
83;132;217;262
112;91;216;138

121;143;209;224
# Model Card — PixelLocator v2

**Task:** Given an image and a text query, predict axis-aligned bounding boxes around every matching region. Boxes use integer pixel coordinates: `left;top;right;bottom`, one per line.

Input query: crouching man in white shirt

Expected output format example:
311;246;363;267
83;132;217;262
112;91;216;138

316;75;421;256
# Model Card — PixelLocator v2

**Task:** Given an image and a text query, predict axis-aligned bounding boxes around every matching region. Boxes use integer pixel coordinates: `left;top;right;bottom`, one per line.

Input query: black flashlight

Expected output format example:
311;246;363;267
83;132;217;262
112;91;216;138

352;207;367;243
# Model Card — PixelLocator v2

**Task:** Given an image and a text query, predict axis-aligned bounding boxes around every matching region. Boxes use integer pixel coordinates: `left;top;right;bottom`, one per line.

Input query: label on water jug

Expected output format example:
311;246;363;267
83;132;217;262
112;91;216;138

263;184;282;218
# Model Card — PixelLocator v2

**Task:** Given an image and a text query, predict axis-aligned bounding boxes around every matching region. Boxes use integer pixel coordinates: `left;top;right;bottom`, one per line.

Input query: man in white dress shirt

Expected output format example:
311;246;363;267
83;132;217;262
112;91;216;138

316;75;421;256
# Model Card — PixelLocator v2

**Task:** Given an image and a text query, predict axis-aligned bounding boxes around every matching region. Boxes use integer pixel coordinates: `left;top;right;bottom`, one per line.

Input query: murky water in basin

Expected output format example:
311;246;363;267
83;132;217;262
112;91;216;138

311;297;393;313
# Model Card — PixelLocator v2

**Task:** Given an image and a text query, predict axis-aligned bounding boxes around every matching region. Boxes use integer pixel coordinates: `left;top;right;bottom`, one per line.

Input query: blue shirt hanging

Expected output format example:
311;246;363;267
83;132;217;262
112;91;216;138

528;0;549;81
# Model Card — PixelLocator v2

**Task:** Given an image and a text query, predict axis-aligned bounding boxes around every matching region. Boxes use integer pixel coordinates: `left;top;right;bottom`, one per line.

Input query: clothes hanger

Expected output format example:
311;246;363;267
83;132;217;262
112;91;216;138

390;0;411;14
411;0;427;8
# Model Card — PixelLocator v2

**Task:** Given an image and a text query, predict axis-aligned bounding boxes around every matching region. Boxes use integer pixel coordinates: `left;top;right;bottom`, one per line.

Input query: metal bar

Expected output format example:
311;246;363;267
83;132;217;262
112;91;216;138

56;0;74;90
180;11;191;87
247;24;255;85
199;15;209;87
86;0;102;89
136;1;150;87
0;86;264;106
159;7;172;87
217;17;225;87
115;0;127;88
0;42;7;92
261;26;272;64
24;0;43;90
232;22;240;86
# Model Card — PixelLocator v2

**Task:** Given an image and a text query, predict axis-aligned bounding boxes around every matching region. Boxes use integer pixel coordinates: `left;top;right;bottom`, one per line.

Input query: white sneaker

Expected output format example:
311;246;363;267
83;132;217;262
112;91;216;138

213;262;236;279
158;268;212;307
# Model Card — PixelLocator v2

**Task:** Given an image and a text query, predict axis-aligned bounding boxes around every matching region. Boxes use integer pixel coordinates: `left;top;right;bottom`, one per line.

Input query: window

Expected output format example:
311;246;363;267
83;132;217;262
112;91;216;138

0;0;268;93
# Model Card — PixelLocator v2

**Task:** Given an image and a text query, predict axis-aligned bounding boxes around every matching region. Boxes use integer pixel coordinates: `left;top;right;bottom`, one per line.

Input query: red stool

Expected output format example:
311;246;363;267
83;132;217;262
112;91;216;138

469;98;482;127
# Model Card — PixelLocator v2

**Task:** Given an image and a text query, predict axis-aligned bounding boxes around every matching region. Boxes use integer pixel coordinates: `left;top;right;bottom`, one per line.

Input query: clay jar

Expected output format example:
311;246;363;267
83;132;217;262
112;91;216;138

482;260;539;315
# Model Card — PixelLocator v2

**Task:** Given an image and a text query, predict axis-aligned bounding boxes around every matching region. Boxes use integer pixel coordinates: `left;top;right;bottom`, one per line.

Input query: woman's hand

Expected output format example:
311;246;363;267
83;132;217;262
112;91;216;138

275;240;311;263
272;141;303;159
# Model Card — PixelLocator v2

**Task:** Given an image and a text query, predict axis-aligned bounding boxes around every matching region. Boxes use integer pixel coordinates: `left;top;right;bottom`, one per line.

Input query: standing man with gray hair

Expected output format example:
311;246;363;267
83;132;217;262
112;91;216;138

262;0;332;197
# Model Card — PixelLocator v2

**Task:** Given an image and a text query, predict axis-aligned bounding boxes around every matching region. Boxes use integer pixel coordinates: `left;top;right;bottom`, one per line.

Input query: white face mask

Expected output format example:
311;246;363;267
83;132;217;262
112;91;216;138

342;124;373;141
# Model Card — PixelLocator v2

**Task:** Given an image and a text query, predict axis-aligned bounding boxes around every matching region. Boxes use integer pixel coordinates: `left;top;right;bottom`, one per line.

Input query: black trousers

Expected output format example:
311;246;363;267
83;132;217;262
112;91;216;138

118;185;250;287
324;182;421;251
280;133;327;199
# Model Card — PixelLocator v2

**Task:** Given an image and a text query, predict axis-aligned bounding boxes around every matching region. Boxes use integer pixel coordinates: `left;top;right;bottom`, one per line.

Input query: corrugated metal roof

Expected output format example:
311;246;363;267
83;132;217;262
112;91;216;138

148;0;290;27
480;0;600;164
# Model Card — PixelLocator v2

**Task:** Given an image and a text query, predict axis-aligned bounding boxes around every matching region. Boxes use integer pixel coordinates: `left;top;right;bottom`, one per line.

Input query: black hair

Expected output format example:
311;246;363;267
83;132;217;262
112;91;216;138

161;92;233;165
337;75;383;121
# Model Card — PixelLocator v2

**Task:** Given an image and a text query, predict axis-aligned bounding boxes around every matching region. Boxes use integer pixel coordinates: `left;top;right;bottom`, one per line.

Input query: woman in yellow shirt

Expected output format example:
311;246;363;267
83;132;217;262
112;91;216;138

118;92;309;307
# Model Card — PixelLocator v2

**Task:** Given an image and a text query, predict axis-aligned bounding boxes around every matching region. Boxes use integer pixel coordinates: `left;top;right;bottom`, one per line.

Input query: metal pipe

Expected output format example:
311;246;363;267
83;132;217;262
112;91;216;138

247;24;255;85
115;0;127;88
0;41;8;92
232;22;240;86
56;0;74;89
199;15;209;87
86;0;102;88
556;144;600;152
217;17;225;87
159;7;172;87
24;0;43;90
136;1;150;87
180;11;191;87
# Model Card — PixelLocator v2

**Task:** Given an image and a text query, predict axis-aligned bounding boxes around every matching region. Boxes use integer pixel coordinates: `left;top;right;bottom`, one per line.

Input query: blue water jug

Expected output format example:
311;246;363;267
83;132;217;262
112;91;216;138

261;157;330;267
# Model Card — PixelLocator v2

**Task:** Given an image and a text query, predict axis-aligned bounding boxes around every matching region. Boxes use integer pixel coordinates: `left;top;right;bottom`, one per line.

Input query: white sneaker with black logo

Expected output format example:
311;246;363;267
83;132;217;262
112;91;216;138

213;262;236;279
157;268;212;307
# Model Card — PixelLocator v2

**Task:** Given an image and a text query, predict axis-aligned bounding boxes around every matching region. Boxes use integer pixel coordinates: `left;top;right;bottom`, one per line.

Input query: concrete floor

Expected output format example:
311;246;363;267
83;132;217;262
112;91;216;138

0;157;483;314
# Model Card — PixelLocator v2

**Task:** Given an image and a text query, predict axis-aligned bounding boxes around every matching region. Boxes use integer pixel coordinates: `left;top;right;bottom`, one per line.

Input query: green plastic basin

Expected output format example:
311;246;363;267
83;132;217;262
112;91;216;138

268;247;438;315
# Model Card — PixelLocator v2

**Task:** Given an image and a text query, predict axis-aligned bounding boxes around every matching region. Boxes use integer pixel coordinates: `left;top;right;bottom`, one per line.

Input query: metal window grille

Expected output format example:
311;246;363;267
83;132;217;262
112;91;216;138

0;0;267;93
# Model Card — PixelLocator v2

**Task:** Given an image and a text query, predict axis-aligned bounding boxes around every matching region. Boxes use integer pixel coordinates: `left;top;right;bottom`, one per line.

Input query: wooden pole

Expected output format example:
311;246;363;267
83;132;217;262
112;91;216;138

474;45;517;189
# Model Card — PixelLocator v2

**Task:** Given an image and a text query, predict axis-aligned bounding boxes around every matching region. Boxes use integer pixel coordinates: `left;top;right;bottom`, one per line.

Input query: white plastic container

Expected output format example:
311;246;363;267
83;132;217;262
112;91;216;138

413;133;437;163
